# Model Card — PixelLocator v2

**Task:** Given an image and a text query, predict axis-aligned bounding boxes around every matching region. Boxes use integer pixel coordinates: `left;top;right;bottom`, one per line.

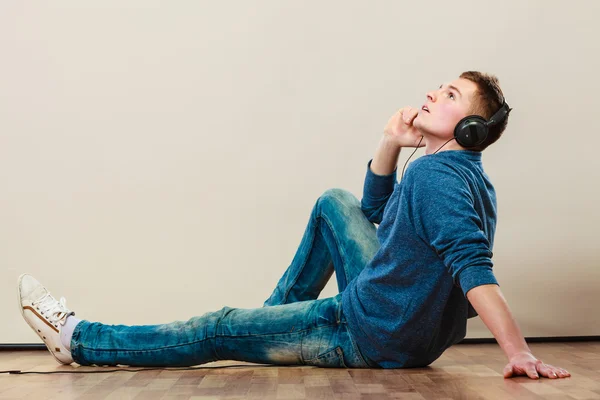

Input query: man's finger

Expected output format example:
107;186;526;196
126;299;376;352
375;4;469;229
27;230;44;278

503;365;514;378
397;108;405;121
405;108;418;125
401;107;411;124
527;366;539;379
538;363;556;378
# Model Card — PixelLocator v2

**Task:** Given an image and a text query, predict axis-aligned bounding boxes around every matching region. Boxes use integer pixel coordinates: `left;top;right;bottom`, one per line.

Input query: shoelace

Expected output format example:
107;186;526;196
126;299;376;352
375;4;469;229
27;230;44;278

32;292;72;328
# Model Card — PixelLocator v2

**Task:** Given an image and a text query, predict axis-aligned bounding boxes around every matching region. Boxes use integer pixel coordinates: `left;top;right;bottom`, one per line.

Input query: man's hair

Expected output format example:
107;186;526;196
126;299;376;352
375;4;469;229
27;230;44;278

459;71;509;152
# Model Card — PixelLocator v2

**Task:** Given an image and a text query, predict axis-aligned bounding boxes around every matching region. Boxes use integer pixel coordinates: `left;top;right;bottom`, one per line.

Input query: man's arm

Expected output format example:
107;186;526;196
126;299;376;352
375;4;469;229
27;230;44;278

362;106;426;224
360;136;400;224
466;284;530;358
466;283;571;379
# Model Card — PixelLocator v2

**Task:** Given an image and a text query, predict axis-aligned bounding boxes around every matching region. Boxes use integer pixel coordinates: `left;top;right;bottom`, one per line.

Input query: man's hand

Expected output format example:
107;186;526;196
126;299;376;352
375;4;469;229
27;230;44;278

383;106;425;148
503;351;571;379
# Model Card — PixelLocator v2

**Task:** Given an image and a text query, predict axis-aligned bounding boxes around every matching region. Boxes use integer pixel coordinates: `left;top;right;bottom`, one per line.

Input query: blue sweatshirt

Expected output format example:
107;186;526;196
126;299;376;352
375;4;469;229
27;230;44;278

341;149;499;368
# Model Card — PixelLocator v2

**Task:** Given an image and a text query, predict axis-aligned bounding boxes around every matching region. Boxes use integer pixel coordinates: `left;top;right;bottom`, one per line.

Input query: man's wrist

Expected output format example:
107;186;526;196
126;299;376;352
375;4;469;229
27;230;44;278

380;135;402;151
371;136;402;176
506;347;533;360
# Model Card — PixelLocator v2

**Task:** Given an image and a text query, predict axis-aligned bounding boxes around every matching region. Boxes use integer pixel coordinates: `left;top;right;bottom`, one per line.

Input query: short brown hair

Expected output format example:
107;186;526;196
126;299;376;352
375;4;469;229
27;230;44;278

459;71;509;152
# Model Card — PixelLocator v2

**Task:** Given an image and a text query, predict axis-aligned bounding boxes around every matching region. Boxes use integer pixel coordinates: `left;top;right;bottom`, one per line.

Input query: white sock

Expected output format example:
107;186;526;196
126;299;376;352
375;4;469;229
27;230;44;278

60;315;81;351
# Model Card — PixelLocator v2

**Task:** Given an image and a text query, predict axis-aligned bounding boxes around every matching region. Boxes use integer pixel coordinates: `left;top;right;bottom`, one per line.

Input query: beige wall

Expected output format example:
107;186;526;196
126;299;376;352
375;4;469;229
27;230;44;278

1;1;599;344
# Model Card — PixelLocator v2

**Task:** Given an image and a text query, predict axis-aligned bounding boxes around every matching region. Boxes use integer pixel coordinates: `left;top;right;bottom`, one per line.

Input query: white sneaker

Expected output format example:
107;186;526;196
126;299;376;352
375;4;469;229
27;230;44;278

17;273;75;365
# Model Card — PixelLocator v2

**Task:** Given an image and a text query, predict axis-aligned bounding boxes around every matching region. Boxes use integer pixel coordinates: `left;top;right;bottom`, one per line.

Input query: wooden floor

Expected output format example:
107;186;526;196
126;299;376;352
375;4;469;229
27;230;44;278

0;341;598;400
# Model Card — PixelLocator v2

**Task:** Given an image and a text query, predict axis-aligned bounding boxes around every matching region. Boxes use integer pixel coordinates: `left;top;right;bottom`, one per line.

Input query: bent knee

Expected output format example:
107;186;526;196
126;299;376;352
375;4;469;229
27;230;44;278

319;188;360;208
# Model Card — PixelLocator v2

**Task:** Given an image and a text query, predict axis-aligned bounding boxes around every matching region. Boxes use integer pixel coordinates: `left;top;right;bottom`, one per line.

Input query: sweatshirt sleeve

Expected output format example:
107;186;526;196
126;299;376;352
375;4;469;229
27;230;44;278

409;161;499;298
360;158;398;224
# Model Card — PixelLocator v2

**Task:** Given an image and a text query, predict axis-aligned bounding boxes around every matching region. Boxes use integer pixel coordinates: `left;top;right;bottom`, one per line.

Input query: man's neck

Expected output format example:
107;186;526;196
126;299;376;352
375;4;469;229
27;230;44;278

422;136;469;155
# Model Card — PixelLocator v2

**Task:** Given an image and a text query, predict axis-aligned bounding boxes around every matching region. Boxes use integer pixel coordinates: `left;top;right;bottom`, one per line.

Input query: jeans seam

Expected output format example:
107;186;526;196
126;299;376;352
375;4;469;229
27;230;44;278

318;214;349;290
343;322;373;368
281;214;320;304
75;337;215;354
336;346;348;368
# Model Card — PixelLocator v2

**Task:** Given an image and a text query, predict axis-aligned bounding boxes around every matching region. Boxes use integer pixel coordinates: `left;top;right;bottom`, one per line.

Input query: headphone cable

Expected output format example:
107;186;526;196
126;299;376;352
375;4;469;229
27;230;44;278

400;136;455;180
0;363;291;375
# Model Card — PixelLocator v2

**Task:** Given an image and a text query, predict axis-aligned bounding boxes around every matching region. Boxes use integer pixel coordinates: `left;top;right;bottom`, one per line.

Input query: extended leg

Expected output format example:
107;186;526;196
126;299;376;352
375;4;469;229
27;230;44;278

70;293;372;368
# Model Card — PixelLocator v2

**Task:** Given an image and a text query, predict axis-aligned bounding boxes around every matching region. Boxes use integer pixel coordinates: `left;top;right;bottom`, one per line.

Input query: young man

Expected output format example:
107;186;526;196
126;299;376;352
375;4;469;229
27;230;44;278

18;71;570;379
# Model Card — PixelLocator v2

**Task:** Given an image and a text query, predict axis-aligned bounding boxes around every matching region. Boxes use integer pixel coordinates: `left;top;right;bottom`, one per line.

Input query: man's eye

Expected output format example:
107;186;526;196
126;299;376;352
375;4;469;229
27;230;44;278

448;92;455;100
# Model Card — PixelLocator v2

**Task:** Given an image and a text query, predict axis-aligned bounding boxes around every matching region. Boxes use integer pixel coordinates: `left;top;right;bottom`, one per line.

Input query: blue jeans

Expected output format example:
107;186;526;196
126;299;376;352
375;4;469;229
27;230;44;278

71;189;381;368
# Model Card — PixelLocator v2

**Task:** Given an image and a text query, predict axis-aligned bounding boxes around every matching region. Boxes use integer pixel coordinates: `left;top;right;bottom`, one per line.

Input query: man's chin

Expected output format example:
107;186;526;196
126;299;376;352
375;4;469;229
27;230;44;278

412;123;428;136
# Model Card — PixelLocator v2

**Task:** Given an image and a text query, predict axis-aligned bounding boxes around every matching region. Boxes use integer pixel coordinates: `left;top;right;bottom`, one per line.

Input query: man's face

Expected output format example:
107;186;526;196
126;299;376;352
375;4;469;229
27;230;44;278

413;77;478;139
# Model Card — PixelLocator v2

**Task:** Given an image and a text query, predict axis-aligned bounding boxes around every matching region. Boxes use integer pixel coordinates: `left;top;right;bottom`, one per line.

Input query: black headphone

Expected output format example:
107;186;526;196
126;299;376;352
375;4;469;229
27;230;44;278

453;100;512;148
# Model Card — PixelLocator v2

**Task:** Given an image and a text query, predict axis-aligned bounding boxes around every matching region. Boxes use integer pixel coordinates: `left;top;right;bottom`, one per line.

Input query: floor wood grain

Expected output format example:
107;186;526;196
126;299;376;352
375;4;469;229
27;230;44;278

1;341;597;400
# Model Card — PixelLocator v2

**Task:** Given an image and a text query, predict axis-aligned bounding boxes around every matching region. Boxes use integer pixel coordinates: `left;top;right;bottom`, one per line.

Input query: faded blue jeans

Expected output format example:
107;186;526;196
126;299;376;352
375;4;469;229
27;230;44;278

71;189;381;368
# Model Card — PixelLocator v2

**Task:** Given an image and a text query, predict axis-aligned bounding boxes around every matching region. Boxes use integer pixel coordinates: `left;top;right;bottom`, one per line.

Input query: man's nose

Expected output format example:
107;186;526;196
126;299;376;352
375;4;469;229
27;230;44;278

426;91;436;102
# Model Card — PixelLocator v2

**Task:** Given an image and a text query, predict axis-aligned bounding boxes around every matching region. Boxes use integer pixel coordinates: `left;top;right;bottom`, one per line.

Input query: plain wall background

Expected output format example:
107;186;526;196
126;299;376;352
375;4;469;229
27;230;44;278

1;1;599;344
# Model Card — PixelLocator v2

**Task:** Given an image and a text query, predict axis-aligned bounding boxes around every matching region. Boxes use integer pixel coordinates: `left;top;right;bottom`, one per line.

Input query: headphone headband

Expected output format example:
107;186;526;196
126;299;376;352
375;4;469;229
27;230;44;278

486;100;512;128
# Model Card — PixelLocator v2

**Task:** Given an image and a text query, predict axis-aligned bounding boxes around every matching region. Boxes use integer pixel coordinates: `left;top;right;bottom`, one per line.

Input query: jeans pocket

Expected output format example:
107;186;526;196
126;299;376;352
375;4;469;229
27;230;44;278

305;346;347;368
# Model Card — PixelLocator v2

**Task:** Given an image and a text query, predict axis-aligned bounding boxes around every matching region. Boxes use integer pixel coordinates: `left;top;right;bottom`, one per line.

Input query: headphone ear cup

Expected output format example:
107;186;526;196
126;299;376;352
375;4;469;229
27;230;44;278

454;115;488;148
